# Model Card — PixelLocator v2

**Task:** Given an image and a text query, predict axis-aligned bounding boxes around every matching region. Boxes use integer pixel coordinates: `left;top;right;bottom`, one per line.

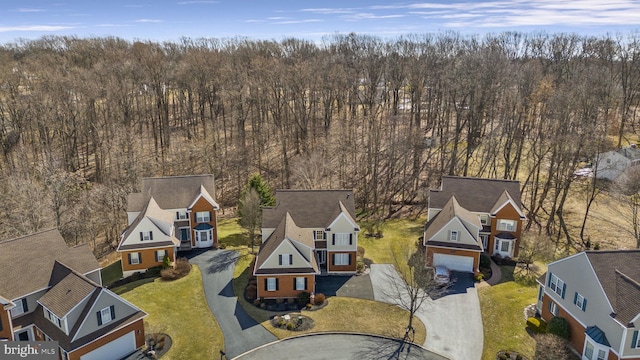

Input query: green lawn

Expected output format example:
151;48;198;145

231;249;427;344
120;266;224;360
478;263;546;360
101;260;123;286
218;217;257;251
358;218;425;274
111;277;156;295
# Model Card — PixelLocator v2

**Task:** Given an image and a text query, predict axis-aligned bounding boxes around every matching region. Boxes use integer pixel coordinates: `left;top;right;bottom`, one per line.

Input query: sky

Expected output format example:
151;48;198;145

1;0;640;44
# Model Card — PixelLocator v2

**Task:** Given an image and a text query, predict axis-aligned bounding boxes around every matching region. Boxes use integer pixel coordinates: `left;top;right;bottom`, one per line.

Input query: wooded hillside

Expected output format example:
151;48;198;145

1;32;639;255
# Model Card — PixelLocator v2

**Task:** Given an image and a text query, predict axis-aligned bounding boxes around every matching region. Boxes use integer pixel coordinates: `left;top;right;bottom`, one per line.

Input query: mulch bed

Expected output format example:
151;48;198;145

270;313;315;331
145;333;172;359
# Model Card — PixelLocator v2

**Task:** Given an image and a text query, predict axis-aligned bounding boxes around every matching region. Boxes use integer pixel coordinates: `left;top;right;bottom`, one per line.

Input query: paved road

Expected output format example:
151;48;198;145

370;264;483;360
188;250;277;359
232;333;449;360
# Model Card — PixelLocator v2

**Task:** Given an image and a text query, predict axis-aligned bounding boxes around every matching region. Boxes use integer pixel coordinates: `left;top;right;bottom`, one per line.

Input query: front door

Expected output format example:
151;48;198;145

16;329;31;341
495;239;513;257
317;250;326;266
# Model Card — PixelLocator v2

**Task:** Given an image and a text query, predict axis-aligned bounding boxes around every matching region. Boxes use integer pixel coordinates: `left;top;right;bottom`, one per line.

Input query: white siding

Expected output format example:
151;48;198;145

260;241;312;269
326;214;357;252
429;218;478;247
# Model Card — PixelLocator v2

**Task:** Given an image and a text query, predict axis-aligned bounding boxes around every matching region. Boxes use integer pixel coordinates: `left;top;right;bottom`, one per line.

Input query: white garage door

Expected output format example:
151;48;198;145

80;331;136;360
433;253;474;272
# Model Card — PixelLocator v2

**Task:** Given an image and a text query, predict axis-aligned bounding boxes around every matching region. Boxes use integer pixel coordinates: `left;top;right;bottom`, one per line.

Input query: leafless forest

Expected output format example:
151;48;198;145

1;32;639;256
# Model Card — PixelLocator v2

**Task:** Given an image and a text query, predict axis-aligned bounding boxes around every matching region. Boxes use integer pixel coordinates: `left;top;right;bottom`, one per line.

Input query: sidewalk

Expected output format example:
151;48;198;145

476;259;502;288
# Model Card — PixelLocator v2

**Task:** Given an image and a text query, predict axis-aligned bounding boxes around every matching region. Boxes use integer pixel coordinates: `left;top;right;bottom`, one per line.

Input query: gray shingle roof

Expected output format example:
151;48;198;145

255;213;319;275
262;190;356;229
424;195;481;242
127;174;217;212
39;262;100;318
430;176;522;213
585;250;640;325
0;229;100;300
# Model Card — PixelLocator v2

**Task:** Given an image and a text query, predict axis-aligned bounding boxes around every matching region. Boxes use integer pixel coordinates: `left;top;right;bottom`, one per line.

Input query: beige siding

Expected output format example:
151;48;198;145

126;212;140;225
12;289;47;319
259;241;312;269
120;217;173;248
622;328;640;358
546;253;624;352
261;228;275;243
326;214;358;252
72;290;139;341
427;208;441;221
429;218;478;247
64;292;95;334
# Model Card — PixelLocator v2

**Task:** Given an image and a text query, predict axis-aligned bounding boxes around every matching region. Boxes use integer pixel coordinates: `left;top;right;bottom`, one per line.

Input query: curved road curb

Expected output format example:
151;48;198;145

231;332;451;360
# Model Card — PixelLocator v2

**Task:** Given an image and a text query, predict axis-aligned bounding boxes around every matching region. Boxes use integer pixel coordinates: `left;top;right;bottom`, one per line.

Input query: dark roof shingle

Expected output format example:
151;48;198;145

127;174;216;212
262;190;356;229
430;176;522;213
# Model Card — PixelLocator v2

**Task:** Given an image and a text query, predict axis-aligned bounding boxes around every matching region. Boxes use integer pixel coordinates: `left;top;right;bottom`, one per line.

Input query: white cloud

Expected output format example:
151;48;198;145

301;8;357;14
17;8;46;12
135;19;163;23
0;25;73;32
344;13;405;21
272;19;323;25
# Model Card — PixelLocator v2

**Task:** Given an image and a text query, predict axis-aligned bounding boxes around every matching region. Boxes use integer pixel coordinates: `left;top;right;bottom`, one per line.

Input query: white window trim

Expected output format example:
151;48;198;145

583;337;608;360
176;211;189;220
550;274;564;297
281;254;291;266
314;230;325;240
195;211;211;223
295;277;305;290
195;229;212;242
480;214;490;225
334;233;350;246
10;299;25;317
156;250;167;262
266;278;277;291
450;230;459;241
100;307;113;324
497;219;517;232
549;301;559;316
334;253;349;266
141;231;152;241
575;293;585;310
130;252;140;265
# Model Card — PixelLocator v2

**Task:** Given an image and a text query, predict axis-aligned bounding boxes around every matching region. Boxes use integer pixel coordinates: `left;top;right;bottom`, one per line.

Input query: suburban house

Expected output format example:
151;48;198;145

594;145;640;181
254;190;359;299
0;229;147;360
118;175;220;277
424;176;525;272
536;250;640;360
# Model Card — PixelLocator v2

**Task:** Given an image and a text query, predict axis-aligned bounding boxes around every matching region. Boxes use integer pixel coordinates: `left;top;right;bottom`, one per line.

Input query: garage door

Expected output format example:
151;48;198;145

433;253;474;272
80;331;136;360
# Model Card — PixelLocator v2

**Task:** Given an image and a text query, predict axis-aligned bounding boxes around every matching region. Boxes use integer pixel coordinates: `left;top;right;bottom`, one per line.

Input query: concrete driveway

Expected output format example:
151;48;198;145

370;264;483;360
188;250;277;359
233;333;449;360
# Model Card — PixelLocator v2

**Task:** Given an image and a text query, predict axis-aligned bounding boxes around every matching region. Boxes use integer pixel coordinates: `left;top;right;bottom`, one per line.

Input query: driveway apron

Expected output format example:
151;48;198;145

189;250;277;359
370;264;483;360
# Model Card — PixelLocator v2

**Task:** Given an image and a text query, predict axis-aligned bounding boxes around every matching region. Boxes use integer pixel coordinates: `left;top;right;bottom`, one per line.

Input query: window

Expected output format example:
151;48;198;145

10;298;27;317
480;214;490;225
596;350;606;360
139;231;153;241
501;240;510;253
334;253;350;266
480;234;489;249
314;230;325;240
574;292;587;311
46;310;63;329
176;211;189;220
497;219;517;231
279;254;292;266
585;341;594;360
449;230;459;241
332;233;352;246
548;301;559;316
266;278;277;291
156;250;167;262
128;252;141;265
195;230;212;243
295;277;306;291
549;274;565;298
97;306;115;326
634;330;640;348
196;211;211;223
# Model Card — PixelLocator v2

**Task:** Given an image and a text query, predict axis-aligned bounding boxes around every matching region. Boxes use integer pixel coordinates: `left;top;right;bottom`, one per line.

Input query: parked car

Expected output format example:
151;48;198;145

434;265;450;285
573;167;593;178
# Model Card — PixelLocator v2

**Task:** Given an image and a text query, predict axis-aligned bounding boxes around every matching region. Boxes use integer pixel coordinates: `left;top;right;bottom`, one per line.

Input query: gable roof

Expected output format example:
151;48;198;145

262;190;356;229
39;261;100;318
118;196;180;251
0;229;100;300
430;176;522;213
585;250;640;325
255;213;319;275
127;174;217;212
424;196;483;251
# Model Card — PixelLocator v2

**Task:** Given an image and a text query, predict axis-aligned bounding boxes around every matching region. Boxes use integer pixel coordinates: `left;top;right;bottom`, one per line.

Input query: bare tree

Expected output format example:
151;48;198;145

614;166;640;248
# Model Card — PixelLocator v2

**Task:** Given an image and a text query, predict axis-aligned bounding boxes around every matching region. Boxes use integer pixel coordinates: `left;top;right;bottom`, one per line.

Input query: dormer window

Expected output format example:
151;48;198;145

176;211;189;220
97;306;115;326
45;309;64;329
195;211;211;223
480;214;490;225
314;230;326;240
140;231;153;241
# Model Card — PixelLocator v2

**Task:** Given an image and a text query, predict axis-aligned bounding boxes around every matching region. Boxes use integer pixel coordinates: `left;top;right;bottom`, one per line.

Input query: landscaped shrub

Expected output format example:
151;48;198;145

546;316;570;340
162;255;171;269
474;272;484;282
526;317;546;333
356;261;365;273
245;284;257;300
480;253;491;268
276;298;284;304
146;266;162;277
160;258;191;281
297;292;311;307
253;299;261;306
357;246;365;258
314;293;326;305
